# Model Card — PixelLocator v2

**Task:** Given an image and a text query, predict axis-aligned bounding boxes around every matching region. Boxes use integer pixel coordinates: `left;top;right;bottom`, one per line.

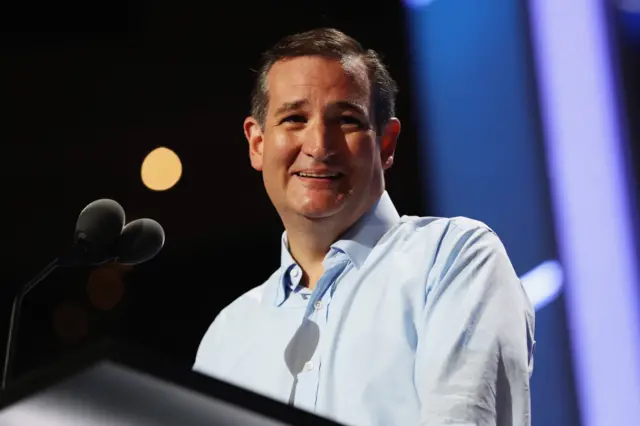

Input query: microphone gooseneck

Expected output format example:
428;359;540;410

1;199;165;394
1;198;126;392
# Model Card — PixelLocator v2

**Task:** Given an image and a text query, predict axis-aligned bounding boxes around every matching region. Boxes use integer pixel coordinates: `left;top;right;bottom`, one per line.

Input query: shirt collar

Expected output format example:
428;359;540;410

272;191;400;306
280;191;400;271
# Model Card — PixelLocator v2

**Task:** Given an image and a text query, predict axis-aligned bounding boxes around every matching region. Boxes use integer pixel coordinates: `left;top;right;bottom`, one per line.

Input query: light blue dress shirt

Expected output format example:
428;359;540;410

194;192;535;426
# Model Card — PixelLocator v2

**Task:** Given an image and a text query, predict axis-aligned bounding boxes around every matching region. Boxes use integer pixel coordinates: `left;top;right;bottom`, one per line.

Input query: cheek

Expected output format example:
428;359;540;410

346;136;378;169
264;134;299;171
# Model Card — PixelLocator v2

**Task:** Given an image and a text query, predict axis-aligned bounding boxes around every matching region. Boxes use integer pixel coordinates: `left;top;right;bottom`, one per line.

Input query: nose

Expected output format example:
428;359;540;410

301;121;338;162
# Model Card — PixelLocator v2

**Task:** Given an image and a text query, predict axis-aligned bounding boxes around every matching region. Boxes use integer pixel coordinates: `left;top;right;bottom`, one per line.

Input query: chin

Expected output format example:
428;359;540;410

297;206;342;220
282;190;355;221
292;200;346;220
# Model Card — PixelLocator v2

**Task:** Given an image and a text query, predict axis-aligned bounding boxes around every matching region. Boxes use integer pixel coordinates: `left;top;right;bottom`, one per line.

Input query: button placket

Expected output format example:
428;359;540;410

295;256;349;411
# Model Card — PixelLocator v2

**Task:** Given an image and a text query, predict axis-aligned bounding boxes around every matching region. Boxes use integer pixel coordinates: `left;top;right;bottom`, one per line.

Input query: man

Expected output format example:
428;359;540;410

194;28;535;426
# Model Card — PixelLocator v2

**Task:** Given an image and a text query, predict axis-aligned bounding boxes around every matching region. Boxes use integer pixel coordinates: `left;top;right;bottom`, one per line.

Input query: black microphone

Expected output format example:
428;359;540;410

116;218;165;265
62;198;127;267
1;199;126;391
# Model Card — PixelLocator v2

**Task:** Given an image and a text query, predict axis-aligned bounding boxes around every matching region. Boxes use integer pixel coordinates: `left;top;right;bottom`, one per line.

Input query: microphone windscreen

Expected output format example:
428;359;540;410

74;199;126;246
117;218;165;265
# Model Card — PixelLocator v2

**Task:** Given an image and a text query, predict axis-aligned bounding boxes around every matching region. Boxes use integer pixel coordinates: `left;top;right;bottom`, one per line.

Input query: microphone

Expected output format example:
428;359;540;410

63;198;127;267
284;319;320;405
116;218;165;265
1;199;126;391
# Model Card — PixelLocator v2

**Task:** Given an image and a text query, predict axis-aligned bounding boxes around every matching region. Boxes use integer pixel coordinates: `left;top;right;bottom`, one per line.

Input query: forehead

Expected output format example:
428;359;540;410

265;56;370;111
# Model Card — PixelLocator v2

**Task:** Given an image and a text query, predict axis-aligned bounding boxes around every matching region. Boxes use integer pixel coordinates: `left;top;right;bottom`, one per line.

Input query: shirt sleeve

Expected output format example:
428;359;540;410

415;222;535;426
192;309;228;376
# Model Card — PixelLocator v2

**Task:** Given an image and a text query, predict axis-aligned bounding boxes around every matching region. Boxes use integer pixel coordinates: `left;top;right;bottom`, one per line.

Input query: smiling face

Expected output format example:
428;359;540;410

244;55;400;231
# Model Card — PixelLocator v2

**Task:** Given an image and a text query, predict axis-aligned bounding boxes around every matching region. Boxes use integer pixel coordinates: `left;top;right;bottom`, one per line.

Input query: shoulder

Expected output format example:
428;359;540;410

410;217;523;306
193;269;280;367
393;215;513;288
207;267;280;328
395;215;501;254
400;214;494;234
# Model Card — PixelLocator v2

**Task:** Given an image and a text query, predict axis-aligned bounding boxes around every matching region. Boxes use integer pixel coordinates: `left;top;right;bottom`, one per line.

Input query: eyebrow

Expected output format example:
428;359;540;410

273;99;369;118
273;99;308;117
332;100;368;117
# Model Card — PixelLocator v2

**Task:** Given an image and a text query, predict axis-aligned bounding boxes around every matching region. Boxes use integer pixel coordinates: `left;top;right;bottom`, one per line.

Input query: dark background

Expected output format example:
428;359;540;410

0;1;424;378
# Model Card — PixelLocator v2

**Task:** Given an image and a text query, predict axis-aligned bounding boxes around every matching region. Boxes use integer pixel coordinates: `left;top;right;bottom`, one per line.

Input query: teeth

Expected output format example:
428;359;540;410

297;172;340;178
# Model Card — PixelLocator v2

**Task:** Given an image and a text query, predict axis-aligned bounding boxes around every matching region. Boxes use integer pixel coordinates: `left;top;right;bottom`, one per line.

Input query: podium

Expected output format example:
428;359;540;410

0;339;344;425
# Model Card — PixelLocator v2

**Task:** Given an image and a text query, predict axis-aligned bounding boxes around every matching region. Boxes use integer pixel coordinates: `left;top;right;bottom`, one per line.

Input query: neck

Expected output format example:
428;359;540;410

281;190;384;288
284;216;353;289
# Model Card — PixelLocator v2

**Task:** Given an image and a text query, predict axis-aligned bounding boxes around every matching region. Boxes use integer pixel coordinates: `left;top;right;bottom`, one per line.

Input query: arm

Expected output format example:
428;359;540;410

193;309;229;376
416;223;535;426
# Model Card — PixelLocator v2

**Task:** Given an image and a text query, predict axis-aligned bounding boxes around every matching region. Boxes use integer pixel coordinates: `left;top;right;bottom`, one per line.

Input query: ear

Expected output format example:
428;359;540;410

244;116;264;171
379;118;401;170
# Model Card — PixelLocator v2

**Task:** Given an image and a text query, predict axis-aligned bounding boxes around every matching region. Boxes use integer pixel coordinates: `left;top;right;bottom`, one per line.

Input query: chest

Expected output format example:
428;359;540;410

219;266;427;404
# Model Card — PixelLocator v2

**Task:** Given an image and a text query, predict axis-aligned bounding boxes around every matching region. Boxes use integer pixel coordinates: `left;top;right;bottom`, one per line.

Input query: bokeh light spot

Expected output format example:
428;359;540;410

87;265;125;311
141;146;182;191
53;301;88;344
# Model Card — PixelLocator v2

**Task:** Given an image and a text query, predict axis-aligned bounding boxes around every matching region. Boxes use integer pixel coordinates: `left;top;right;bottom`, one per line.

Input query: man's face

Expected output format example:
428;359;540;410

244;56;400;227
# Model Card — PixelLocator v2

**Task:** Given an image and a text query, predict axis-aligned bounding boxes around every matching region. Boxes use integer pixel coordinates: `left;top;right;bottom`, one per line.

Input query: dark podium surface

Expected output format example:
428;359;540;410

0;340;344;425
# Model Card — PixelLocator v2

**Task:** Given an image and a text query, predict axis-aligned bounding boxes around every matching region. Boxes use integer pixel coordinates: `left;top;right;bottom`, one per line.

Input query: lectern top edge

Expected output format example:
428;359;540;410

0;338;343;426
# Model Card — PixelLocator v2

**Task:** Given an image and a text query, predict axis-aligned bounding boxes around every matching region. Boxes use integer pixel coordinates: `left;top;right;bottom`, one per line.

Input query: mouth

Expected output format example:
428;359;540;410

293;171;344;180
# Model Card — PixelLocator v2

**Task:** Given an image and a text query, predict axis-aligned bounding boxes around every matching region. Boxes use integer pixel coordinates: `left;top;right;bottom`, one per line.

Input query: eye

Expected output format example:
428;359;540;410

340;116;364;127
280;115;306;124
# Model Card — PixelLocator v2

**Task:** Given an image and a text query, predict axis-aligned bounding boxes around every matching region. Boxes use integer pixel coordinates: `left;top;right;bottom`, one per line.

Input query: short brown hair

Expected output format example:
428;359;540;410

250;28;398;133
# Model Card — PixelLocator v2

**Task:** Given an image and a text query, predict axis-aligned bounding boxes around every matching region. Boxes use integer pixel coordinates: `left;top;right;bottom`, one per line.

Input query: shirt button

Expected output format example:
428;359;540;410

304;361;314;371
314;301;323;310
291;268;300;278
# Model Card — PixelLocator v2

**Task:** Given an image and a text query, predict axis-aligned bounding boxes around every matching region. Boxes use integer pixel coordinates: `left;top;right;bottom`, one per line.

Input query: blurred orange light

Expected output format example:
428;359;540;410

141;146;182;191
53;301;88;344
87;266;125;311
